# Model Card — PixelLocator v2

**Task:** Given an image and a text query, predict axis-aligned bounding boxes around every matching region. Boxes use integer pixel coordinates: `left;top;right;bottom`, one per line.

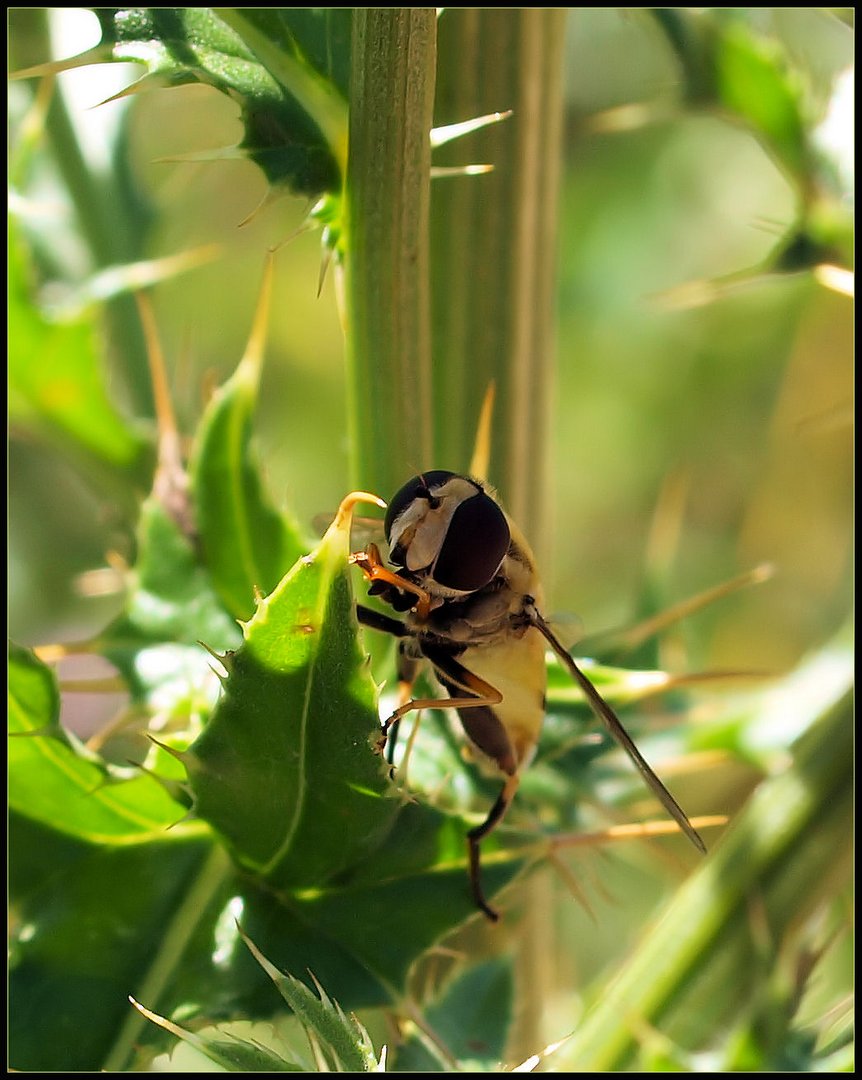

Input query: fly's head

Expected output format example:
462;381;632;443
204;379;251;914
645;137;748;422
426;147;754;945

382;471;512;603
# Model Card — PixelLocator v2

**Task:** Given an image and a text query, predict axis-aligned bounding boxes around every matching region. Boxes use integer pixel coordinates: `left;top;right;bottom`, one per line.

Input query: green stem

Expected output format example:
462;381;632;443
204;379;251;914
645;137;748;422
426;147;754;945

103;843;233;1071
343;8;437;498
430;14;566;1061
431;9;566;547
558;680;853;1070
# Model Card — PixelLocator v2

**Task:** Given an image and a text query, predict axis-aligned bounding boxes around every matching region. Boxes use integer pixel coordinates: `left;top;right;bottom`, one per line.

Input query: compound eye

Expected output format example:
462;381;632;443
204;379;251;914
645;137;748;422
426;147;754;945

384;470;458;549
433;491;510;592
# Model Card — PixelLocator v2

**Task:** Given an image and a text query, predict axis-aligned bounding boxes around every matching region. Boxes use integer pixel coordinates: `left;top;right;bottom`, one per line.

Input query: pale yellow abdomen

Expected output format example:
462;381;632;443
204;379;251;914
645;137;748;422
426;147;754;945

457;624;547;774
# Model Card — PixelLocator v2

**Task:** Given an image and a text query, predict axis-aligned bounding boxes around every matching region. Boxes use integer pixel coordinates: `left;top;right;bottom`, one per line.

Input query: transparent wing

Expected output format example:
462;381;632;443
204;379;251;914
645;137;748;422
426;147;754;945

528;603;706;854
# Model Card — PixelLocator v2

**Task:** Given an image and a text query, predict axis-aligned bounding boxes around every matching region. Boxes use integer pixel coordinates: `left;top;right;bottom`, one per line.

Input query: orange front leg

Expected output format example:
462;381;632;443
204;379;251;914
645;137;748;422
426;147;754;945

349;542;432;620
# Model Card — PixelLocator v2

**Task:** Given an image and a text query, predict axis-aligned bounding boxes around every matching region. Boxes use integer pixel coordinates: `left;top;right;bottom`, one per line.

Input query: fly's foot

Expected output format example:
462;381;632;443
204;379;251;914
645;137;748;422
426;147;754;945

373;726;390;757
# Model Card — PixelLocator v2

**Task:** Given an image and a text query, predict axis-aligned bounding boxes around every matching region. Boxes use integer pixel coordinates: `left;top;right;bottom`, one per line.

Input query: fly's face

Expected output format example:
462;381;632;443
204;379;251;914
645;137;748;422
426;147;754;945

383;470;511;600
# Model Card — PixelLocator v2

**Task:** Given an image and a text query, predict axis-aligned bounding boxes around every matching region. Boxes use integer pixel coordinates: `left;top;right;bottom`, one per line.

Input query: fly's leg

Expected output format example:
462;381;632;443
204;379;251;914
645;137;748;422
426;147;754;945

376;666;504;750
406;645;521;922
355;604;415;768
467;773;520;922
350;543;431;619
378;678;513;920
356;604;521;922
386;643;422;767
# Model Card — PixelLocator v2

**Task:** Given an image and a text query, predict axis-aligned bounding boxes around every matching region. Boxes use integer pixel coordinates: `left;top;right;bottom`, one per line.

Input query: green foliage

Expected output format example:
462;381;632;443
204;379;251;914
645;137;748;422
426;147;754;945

394;958;515;1071
100;496;242;704
7;220;152;496
130;928;383;1071
92;7;349;196
9;641;189;836
8;6;853;1075
241;929;381;1070
558;657;853;1071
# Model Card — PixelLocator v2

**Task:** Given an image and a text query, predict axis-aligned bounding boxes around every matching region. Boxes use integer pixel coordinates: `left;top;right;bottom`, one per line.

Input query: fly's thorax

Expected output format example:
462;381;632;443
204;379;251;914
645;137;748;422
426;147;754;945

422;584;518;645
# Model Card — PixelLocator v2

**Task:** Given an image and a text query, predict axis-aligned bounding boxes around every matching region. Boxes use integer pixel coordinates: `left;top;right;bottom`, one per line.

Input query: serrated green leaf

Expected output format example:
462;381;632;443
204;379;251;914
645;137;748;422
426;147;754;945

91;7;348;197
8;642;192;840
219;810;529;1014
184;508;399;887
183;498;533;946
190;261;307;622
241;931;378;1072
130;997;305;1072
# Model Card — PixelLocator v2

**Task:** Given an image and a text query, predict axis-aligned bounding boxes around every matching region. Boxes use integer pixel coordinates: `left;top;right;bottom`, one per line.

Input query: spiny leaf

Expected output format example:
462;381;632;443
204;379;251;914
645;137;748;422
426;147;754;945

184;504;400;888
240;930;379;1072
129;997;305;1072
8;642;193;841
218;9;350;175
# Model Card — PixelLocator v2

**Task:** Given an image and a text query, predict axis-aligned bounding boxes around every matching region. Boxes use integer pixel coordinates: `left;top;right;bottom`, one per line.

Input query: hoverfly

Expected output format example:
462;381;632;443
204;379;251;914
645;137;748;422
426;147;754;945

347;470;706;921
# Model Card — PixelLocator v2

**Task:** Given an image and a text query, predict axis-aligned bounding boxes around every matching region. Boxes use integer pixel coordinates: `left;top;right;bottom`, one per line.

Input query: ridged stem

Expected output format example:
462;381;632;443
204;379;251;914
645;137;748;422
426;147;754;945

343;8;437;499
431;9;566;551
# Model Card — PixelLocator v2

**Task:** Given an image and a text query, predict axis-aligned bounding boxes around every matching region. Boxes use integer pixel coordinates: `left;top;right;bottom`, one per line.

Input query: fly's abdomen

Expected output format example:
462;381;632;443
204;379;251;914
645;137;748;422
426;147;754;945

450;630;546;775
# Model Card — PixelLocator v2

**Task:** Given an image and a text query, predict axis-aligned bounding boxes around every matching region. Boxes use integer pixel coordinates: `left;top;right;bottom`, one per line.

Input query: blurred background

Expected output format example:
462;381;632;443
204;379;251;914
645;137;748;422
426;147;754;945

9;8;852;676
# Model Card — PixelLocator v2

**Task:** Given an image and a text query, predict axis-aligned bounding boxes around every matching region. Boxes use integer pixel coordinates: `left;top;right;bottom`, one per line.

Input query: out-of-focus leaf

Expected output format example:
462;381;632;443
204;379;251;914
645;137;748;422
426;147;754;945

425;956;514;1068
8;812;221;1072
130;997;305;1072
190;259;307;622
713;22;807;177
394;957;515;1071
99;498;241;708
546;654;687;705
7;219;152;494
557;639;853;1071
8;641;192;839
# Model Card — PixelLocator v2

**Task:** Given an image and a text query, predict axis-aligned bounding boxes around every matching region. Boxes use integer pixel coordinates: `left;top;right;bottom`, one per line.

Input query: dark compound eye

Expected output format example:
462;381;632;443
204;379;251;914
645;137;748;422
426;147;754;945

432;489;510;592
384;470;458;543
